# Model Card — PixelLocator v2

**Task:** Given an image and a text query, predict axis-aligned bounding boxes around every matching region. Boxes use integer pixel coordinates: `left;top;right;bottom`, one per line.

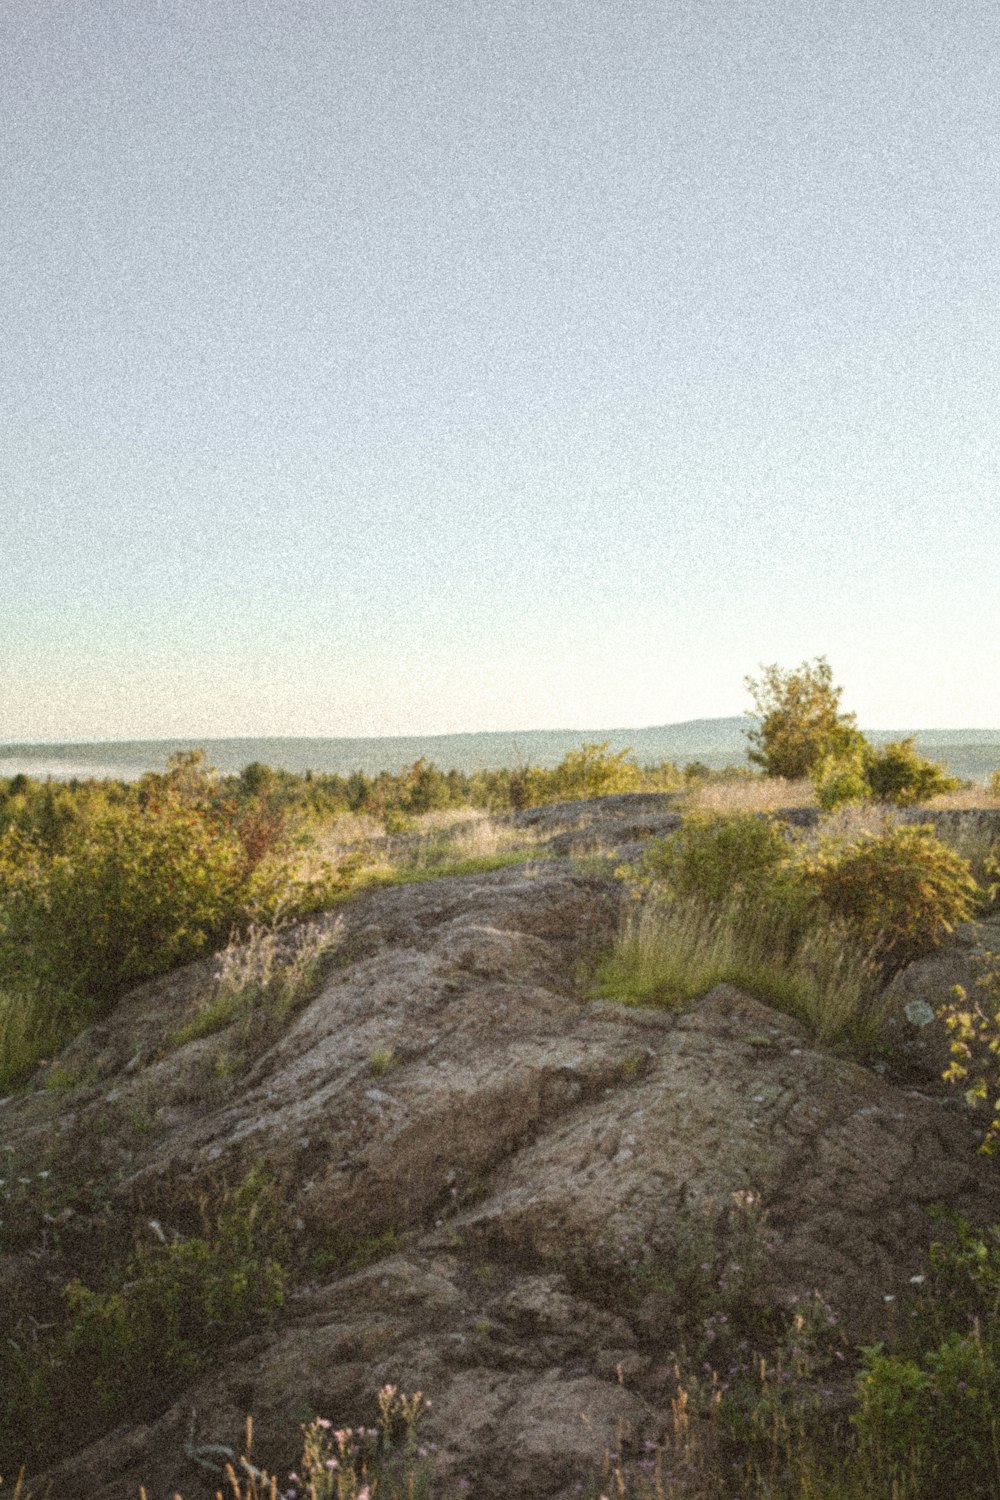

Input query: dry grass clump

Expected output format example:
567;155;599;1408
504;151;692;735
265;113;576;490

924;785;1000;810
171;921;338;1049
684;778;815;814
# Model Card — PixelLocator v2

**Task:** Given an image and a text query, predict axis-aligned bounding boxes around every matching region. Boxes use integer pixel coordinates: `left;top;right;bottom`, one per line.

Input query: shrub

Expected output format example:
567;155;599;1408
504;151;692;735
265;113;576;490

637;813;795;906
813;748;870;812
0;795;245;1010
0;755;353;1084
0;1170;287;1474
545;740;641;801
863;738;960;806
851;1210;1000;1494
991;769;1000;799
854;1328;1000;1497
801;822;979;976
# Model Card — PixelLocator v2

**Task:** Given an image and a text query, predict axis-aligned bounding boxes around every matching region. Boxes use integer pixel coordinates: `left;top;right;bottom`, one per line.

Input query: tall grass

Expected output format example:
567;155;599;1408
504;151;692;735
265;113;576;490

0;985;73;1092
683;776;816;814
595;894;883;1049
170;922;338;1049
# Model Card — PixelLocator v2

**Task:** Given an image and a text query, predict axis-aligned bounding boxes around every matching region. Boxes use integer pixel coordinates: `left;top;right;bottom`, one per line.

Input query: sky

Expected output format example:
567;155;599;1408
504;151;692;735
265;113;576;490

2;0;999;742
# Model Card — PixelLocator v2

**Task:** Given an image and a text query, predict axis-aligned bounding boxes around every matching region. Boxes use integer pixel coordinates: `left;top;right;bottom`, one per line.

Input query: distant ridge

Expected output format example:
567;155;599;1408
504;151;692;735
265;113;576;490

2;719;1000;783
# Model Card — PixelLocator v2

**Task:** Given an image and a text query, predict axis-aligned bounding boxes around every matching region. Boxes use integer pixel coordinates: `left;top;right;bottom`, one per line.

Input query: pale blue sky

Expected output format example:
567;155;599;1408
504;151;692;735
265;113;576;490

2;0;998;740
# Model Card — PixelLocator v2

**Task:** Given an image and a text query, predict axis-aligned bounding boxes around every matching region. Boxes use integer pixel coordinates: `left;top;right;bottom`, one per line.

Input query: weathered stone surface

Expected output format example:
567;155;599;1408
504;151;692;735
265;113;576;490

5;798;1000;1500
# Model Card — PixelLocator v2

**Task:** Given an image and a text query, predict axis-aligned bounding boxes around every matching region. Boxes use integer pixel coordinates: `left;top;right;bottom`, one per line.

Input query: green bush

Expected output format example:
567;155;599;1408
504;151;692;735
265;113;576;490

854;1328;1000;1496
813;749;870;812
0;754;351;1084
545;741;641;801
0;1170;287;1473
638;812;797;906
0;794;245;1011
852;1212;1000;1492
801;822;979;976
863;738;960;806
65;1170;285;1422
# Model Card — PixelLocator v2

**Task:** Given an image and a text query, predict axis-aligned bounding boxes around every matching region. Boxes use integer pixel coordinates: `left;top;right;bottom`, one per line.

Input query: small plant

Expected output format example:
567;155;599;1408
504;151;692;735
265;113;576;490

0;1169;287;1474
813;747;870;812
853;1326;1000;1497
368;1047;396;1078
287;1385;433;1500
940;947;1000;1150
64;1169;286;1424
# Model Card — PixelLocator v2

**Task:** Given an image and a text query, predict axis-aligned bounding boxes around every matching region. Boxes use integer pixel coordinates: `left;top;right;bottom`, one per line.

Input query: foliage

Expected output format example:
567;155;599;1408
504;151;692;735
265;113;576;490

0;1170;286;1473
862;738;960;806
815;739;960;812
595;892;881;1048
853;1221;1000;1500
813;746;870;812
637;812;795;905
745;658;865;780
991;768;1000;799
0;754;353;1085
470;742;646;810
285;1386;432;1500
544;740;641;800
170;921;337;1052
854;1330;1000;1497
801;821;979;977
941;945;1000;1151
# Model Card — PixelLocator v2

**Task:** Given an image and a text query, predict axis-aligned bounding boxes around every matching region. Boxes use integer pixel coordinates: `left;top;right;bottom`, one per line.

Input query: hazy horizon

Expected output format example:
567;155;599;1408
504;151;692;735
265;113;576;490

4;718;1000;787
7;715;1000;751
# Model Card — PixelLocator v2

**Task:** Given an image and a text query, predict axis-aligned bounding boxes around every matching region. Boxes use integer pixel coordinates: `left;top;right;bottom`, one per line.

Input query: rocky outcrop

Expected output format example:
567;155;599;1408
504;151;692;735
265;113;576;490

3;798;999;1499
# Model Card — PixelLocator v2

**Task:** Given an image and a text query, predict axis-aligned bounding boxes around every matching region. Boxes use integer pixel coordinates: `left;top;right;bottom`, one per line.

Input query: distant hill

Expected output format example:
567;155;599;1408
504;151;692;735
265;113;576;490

2;720;1000;783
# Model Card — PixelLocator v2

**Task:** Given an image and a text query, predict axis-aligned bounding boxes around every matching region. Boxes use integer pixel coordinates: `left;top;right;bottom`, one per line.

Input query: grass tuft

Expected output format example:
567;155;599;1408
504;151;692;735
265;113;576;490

595;894;883;1050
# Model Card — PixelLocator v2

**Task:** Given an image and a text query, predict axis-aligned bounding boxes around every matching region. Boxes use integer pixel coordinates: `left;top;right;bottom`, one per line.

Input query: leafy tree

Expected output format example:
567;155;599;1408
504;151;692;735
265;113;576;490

744;658;864;779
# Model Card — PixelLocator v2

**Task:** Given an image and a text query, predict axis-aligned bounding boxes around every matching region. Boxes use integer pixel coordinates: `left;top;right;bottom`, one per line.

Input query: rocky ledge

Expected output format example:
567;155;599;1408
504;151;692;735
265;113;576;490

3;798;999;1499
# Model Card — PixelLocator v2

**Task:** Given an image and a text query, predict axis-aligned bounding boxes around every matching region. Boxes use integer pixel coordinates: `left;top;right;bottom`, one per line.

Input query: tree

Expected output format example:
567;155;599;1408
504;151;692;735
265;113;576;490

744;658;864;779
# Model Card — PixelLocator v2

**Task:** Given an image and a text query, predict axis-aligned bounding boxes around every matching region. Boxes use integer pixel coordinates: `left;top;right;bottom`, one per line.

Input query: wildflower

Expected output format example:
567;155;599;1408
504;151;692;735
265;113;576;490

316;1417;332;1429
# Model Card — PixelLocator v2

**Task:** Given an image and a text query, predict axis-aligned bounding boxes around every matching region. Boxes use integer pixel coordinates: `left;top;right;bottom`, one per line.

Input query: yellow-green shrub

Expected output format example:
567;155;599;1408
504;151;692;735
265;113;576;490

0;755;351;1083
65;1186;286;1423
802;822;979;976
0;792;246;1011
638;812;797;906
863;738;960;806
